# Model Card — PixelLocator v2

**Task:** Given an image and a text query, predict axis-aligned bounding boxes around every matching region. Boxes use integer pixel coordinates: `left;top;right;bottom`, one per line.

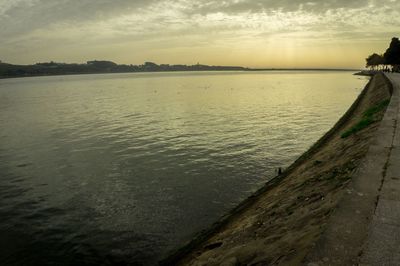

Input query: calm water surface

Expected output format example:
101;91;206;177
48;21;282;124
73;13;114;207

0;71;367;265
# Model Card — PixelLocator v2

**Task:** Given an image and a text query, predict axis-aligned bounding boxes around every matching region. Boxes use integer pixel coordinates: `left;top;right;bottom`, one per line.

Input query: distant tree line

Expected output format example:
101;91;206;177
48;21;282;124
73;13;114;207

366;37;400;72
0;60;248;78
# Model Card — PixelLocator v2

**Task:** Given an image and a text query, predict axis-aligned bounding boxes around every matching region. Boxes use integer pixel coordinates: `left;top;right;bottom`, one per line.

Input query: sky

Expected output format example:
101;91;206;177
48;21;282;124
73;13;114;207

0;0;399;68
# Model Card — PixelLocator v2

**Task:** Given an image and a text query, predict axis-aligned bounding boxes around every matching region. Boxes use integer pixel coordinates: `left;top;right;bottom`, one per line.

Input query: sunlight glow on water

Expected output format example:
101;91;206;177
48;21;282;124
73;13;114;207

0;71;367;265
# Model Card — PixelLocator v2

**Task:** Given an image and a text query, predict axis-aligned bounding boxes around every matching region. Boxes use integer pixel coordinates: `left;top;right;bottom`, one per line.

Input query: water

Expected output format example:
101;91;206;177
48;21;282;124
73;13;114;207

0;71;367;265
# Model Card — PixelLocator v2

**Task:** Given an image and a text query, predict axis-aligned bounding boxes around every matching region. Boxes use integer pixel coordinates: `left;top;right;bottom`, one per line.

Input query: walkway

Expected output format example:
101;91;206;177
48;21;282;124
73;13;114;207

360;73;400;265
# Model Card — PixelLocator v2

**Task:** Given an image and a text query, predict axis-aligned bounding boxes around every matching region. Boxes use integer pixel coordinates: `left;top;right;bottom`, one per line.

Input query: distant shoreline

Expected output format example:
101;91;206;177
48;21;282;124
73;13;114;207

0;68;361;80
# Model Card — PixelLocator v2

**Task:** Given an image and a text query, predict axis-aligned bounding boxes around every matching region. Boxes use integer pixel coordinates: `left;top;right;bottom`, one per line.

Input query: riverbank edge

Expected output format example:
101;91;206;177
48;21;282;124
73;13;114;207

161;74;385;265
0;69;360;80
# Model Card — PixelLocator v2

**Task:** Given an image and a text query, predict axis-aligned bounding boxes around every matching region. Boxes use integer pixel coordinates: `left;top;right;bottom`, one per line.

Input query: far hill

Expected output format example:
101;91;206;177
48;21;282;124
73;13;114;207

0;60;249;79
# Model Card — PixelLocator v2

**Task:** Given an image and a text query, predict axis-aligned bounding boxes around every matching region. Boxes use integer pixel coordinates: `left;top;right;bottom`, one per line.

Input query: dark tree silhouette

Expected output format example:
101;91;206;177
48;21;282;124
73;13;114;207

366;53;385;71
384;37;400;71
87;60;118;69
365;37;400;73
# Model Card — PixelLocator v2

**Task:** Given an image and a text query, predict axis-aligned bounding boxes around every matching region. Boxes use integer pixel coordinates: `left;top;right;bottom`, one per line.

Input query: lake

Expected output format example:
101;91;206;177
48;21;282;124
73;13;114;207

0;71;367;265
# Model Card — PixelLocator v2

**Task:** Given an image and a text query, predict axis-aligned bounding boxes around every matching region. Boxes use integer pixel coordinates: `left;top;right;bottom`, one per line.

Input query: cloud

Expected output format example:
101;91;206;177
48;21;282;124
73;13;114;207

1;0;399;39
185;0;387;15
0;0;157;38
0;0;400;67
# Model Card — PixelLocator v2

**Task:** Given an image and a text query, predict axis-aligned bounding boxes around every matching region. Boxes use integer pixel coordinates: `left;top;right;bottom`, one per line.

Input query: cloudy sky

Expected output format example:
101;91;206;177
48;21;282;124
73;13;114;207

0;0;399;68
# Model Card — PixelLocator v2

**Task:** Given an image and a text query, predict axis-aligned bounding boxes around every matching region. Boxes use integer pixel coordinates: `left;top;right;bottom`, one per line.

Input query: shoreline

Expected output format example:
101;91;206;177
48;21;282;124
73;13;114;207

0;69;361;80
161;73;392;265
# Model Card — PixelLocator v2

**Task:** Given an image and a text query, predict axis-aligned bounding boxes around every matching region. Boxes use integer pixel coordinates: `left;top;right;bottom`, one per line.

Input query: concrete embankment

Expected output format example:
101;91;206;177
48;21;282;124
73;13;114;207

161;73;393;266
305;73;399;265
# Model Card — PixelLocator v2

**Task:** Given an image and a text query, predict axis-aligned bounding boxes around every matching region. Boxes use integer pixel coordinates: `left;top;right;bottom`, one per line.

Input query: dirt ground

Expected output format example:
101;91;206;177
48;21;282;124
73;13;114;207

163;73;392;266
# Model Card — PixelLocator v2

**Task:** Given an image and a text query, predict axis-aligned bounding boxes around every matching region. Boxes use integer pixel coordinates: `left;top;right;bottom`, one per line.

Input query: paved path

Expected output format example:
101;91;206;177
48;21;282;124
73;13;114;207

360;73;400;265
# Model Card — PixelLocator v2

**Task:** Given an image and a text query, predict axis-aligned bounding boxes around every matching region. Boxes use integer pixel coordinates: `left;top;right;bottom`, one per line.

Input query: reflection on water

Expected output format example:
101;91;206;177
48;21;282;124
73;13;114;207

0;71;367;265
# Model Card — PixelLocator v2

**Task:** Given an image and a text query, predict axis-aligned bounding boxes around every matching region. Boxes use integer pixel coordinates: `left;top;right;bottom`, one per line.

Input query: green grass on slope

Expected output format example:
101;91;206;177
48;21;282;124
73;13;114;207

341;99;390;138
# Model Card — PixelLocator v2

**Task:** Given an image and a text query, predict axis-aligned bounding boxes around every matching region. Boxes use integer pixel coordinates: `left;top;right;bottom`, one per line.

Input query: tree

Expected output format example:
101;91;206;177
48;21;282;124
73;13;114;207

384;37;400;71
143;62;160;71
366;53;385;70
87;60;117;69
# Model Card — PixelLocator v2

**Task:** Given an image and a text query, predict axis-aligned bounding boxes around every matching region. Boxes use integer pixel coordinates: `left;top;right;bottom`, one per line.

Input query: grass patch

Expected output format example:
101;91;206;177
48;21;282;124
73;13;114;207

363;99;390;117
341;99;390;138
341;117;374;138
